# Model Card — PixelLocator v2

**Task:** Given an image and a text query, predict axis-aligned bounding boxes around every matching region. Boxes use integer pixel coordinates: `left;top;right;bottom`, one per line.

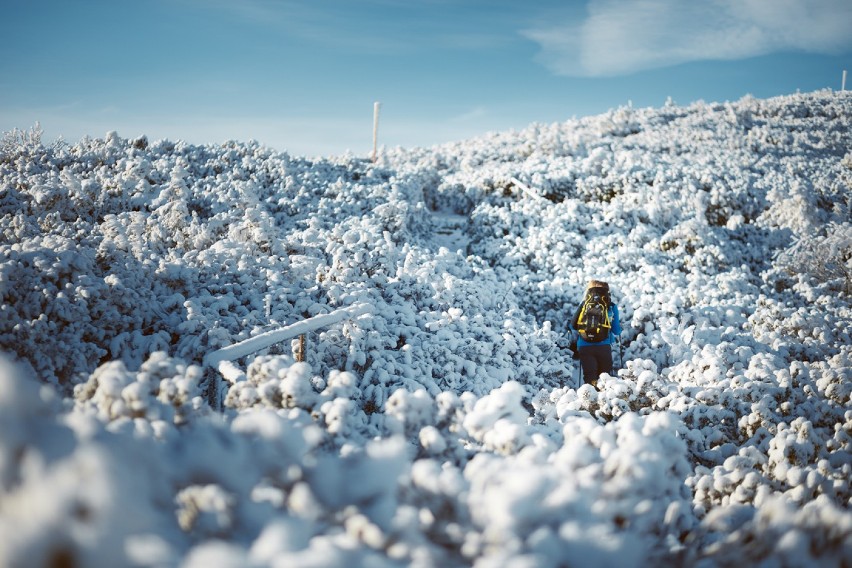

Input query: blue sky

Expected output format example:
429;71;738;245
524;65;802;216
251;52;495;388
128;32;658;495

2;0;851;157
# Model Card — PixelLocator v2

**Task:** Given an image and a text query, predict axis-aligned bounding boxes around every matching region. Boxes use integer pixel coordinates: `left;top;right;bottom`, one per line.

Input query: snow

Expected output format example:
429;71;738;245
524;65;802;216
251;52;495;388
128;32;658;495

1;90;851;566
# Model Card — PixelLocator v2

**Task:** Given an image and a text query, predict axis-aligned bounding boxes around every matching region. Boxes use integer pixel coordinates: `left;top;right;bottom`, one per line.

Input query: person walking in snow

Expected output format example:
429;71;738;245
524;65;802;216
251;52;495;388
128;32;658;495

571;280;622;388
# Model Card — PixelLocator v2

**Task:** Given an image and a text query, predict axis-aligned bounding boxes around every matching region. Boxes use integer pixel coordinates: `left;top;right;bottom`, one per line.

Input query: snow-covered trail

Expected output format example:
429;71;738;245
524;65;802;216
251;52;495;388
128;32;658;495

427;211;471;254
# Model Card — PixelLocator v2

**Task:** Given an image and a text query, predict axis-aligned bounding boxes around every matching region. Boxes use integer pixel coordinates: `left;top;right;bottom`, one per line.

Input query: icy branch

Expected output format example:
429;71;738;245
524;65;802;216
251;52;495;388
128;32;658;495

510;177;543;201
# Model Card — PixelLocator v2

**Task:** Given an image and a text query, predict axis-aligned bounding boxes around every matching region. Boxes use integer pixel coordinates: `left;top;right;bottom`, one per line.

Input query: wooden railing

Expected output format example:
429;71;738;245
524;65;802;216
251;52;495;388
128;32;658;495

203;302;373;409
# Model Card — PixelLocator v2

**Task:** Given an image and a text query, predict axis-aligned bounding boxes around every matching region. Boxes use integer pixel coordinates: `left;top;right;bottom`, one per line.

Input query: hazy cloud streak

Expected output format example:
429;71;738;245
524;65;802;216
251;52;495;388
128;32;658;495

523;0;852;77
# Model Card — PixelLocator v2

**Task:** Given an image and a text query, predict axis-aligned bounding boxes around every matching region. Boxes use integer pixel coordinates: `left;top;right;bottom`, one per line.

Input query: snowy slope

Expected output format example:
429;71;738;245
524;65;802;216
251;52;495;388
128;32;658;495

0;90;850;567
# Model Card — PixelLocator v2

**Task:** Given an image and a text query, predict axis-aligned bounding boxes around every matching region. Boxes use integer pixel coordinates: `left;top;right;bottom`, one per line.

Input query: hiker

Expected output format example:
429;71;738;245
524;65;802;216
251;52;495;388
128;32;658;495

571;280;622;388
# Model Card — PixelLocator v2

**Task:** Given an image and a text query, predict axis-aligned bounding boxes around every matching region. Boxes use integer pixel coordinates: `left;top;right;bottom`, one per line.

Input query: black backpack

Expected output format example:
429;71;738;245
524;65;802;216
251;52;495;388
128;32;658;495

576;287;612;343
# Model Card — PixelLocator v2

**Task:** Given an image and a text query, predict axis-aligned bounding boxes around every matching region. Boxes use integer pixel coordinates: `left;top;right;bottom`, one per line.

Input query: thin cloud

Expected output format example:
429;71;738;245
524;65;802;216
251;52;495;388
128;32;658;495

192;0;509;54
179;0;397;51
451;107;489;123
523;0;852;77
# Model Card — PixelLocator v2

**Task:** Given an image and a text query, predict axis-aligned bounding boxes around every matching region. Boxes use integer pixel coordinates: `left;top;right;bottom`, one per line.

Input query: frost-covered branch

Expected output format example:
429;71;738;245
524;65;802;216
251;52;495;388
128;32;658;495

777;222;852;293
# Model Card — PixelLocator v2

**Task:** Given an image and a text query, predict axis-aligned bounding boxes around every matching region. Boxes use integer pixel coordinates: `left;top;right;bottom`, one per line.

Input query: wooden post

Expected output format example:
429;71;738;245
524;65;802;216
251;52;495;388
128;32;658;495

295;334;306;362
206;368;221;411
372;101;380;163
843;70;847;91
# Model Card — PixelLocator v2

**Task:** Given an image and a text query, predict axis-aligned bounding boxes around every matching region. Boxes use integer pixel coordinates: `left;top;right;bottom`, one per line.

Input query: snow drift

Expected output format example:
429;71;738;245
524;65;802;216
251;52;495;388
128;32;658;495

0;90;850;567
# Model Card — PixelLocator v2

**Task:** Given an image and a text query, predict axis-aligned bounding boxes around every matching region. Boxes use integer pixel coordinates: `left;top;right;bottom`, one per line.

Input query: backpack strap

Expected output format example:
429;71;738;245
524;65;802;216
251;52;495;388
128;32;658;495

577;293;612;328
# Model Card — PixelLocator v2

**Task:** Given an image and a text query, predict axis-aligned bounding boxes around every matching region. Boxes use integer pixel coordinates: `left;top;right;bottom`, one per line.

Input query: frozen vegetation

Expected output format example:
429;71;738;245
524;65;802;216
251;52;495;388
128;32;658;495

0;90;850;567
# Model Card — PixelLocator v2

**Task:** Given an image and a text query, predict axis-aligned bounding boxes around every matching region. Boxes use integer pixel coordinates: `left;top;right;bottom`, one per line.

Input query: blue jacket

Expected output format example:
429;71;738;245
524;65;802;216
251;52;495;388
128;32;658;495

573;303;621;347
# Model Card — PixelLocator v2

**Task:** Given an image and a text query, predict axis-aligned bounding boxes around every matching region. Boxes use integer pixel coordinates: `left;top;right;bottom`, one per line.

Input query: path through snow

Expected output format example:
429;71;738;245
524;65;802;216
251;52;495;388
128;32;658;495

428;211;471;254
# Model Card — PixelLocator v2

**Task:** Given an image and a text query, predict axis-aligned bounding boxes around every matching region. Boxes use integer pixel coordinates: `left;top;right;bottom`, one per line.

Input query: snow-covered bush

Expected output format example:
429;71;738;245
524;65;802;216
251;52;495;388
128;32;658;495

73;351;205;426
776;221;852;294
2;90;852;566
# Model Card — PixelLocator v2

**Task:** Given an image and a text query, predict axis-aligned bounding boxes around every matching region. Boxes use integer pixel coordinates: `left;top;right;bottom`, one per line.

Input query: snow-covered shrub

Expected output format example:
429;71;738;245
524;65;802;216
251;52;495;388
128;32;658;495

73;351;204;426
384;388;437;438
176;484;236;537
684;494;852;567
3;90;852;566
0;356;177;568
461;411;693;566
461;381;531;455
226;355;310;410
0;123;47;162
776;221;852;294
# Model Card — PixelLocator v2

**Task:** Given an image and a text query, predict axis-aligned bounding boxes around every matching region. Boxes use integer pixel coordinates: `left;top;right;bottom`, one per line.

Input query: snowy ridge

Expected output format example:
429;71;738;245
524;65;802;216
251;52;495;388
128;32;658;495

0;90;850;566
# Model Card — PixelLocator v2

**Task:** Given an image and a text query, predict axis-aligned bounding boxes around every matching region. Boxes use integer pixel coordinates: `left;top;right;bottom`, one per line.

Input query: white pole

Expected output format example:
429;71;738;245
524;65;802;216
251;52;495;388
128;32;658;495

843;70;847;91
372;101;380;163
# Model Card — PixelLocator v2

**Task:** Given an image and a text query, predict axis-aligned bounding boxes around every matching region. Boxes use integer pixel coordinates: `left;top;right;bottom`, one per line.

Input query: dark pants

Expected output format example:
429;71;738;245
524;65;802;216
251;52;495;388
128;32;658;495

578;344;613;384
